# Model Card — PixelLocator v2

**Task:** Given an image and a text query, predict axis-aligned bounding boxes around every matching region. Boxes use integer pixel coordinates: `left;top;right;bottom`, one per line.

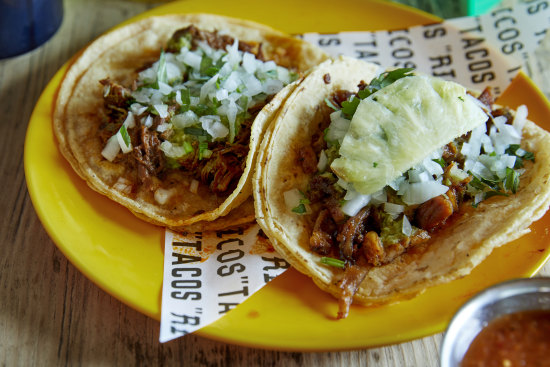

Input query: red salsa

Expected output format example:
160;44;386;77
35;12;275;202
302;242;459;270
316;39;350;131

461;310;550;367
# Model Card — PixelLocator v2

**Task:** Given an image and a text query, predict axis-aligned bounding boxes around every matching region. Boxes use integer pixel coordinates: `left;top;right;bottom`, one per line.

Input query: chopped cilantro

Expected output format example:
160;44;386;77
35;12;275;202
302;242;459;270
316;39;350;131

198;141;209;160
184;126;208;136
183;141;194;155
505;144;535;168
432;158;446;168
504;167;520;194
119;125;131;147
340;68;414;119
324;97;340;111
291;203;307;214
321;257;345;269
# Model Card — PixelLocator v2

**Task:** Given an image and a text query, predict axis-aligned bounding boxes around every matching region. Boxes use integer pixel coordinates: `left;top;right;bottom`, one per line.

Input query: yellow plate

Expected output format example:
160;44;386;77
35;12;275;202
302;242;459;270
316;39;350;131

24;0;550;351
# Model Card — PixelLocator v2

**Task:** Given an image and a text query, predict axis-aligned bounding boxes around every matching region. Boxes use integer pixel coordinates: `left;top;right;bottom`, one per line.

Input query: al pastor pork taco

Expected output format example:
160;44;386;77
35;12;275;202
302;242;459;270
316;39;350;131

53;14;327;231
253;56;550;318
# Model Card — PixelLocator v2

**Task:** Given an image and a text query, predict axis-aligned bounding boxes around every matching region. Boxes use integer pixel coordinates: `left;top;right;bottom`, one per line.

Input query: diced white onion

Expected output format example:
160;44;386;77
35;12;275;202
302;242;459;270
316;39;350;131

223;71;241;92
116;129;132;154
172;111;198;128
189;179;199;194
388;176;406;191
449;164;469;181
407;169;423;183
175;90;183;105
200;74;219;102
154;187;175;205
130;103;147;116
154;104;169;118
160;141;186;158
216;88;229;101
182;51;202;70
513;104;527;134
243;74;263;96
123;111;135;129
101;135;120;161
284;188;303;211
341;193;371;217
402;215;413;236
143;115;153;127
384;202;404;217
370;189;387;205
242;52;257;74
200;115;228;140
263;79;283;95
401;181;448;205
262;60;277;71
225;39;241;67
113;177;132;194
325;111;351;144
165;62;182;82
317;150;328;172
156;122;171;133
158;81;173;95
422;158;444;177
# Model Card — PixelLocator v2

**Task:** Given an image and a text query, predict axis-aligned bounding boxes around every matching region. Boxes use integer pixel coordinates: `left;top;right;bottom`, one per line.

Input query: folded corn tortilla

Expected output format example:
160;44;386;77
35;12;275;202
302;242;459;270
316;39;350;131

53;13;327;231
253;56;550;310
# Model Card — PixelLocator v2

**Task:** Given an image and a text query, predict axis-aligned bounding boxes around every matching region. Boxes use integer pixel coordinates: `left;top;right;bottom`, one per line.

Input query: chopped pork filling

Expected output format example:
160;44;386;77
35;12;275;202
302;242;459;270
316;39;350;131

300;86;515;318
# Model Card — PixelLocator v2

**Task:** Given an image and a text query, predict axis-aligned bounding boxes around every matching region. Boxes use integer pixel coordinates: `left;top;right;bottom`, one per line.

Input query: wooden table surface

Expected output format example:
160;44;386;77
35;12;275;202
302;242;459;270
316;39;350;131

1;0;548;365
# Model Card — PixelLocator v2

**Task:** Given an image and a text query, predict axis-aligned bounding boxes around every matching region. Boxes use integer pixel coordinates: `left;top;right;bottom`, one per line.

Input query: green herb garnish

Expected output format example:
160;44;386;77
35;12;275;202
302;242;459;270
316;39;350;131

505;144;535;168
341;68;414;118
184;127;208;136
291;203;307;214
183;141;194;155
156;49;167;87
432;158;446;168
324;97;340;111
198;141;209;160
321;257;345;269
119;125;131;148
504;167;520;194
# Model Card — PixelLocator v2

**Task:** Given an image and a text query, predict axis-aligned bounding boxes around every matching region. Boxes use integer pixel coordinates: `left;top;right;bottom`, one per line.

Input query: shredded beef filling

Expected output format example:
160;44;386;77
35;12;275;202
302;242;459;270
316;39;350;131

166;25;264;60
98;27;268;197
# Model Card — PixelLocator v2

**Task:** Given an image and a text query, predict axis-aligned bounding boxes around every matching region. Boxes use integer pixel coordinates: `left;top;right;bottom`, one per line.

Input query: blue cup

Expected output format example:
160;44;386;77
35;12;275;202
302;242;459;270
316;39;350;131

0;0;63;59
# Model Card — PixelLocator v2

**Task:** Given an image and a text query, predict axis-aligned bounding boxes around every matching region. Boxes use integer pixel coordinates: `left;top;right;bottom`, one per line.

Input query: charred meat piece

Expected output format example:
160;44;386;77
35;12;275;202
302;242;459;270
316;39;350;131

337;206;371;261
415;192;455;231
99;78;131;124
441;142;458;163
166;25;263;58
310;209;337;255
298;145;318;174
362;231;384;266
362;228;430;266
200;144;248;194
337;263;369;319
331;89;355;108
476;86;494;108
133;125;165;191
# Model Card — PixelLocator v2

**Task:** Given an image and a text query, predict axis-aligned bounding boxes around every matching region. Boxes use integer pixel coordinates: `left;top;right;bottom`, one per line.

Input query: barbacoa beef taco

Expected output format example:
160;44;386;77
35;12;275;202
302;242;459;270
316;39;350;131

53;14;327;231
253;56;550;318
